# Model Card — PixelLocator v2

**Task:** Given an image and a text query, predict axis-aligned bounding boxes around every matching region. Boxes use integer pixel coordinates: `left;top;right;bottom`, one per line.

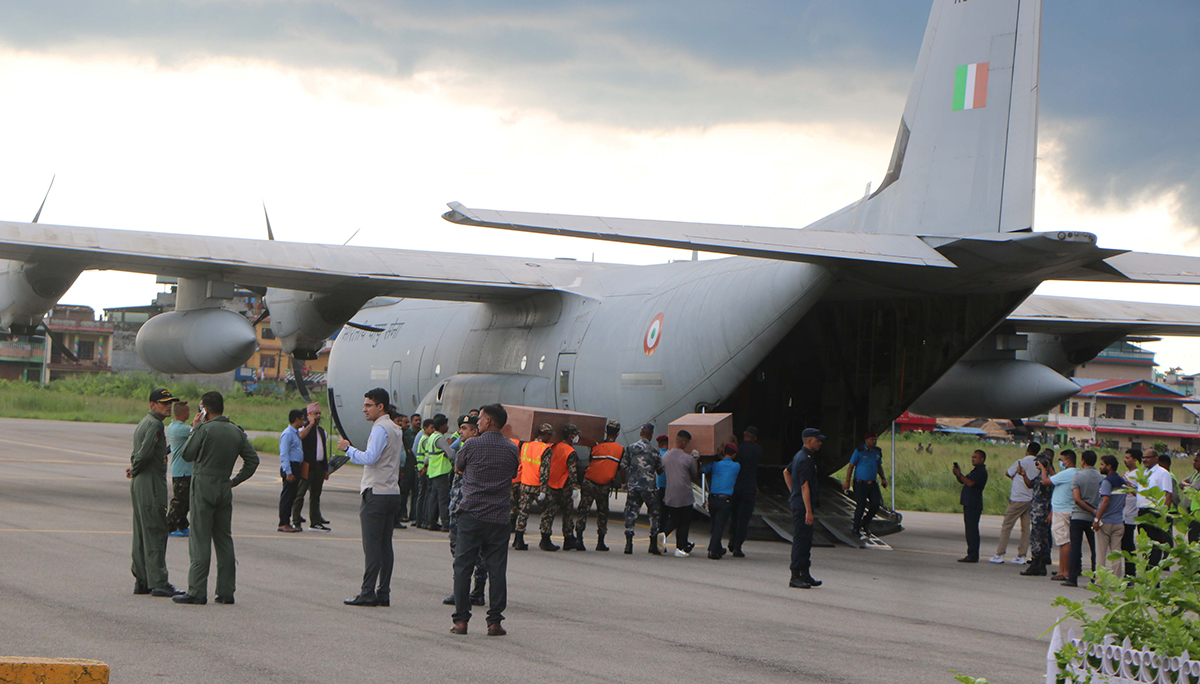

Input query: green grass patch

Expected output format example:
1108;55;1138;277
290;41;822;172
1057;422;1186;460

0;373;324;432
250;436;280;455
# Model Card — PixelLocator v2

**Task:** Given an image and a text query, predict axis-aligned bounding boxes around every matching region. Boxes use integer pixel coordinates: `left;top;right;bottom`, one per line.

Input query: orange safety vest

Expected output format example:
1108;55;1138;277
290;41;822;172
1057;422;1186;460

511;438;523;484
584;441;623;485
519;441;550;488
549;442;575;490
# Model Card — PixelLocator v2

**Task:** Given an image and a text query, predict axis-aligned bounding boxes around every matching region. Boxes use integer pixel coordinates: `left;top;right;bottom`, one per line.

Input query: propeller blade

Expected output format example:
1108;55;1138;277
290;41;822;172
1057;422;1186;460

249;309;270;327
292;354;311;403
263;201;275;241
345;321;384;333
342;228;360;246
32;174;56;224
41;322;78;363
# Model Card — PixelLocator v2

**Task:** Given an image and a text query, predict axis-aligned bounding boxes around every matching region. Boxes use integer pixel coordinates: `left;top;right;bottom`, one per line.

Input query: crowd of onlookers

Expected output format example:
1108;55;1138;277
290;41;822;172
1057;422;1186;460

955;440;1196;586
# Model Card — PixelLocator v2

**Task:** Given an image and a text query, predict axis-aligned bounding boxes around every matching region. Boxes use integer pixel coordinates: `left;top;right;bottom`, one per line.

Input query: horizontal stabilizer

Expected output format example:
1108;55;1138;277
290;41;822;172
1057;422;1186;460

1099;252;1200;285
443;202;956;268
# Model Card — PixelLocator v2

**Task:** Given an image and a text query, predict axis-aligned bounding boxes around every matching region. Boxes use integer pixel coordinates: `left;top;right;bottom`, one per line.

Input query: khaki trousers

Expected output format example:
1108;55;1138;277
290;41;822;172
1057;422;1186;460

1094;522;1125;577
995;499;1032;557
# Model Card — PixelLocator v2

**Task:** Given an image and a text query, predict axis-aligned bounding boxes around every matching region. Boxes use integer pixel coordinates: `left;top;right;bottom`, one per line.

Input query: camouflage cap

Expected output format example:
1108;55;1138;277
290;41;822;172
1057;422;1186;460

538;423;554;435
563;423;580;435
606;419;621;431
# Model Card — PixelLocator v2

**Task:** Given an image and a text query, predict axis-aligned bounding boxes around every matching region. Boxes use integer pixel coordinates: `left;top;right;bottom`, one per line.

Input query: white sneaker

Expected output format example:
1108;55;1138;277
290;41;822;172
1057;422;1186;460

988;555;1005;564
657;532;668;552
674;548;689;557
1010;557;1028;565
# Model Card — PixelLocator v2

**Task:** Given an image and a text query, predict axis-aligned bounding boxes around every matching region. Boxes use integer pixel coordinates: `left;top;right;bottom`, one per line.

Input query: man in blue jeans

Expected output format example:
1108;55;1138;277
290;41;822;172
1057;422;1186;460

844;431;888;538
783;428;824;589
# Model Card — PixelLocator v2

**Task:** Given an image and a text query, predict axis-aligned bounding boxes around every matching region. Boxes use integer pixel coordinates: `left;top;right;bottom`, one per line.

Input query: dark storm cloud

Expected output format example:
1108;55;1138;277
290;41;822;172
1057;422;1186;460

0;0;1195;227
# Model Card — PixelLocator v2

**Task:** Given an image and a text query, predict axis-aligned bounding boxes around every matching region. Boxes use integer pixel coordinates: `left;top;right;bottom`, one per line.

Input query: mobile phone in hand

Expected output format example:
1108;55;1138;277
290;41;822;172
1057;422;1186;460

953;461;960;470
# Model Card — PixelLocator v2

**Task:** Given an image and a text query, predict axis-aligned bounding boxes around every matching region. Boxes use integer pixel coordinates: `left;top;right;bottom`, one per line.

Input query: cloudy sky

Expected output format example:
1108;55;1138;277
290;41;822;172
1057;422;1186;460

0;0;1198;369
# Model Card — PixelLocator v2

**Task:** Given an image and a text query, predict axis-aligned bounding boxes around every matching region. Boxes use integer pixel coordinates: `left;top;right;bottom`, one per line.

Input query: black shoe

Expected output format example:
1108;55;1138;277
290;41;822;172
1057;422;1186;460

708;552;722;560
596;534;609;552
134;581;151;595
1021;563;1047;576
684;542;695;554
1060;580;1079;587
393;522;407;529
513;532;529;551
470;593;486;606
802;573;822;587
731;548;745;558
539;533;560;552
442;595;455;605
428;524;443;532
376;597;390;607
311;523;331;531
298;516;307;524
957;556;979;563
151;584;184;597
344;594;378;606
215;595;234;605
172;594;206;604
788;574;811;589
648;537;662;556
569;535;586;551
624;534;634;554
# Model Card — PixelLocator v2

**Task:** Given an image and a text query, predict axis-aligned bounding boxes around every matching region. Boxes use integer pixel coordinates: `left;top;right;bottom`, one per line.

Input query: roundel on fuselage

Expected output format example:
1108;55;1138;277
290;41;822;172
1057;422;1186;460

643;313;664;356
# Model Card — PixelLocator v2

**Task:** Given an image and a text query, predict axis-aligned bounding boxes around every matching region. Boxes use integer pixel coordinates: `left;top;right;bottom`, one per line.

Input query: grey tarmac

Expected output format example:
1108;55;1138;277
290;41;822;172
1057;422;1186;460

0;418;1069;684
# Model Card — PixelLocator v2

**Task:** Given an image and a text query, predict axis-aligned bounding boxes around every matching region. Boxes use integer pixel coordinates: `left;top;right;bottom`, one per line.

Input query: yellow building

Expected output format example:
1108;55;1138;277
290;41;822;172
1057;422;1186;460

44;305;114;380
1051;379;1200;452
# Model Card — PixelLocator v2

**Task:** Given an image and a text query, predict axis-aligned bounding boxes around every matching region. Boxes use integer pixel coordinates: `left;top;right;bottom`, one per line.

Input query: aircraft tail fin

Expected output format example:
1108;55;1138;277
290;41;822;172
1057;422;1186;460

845;0;1042;237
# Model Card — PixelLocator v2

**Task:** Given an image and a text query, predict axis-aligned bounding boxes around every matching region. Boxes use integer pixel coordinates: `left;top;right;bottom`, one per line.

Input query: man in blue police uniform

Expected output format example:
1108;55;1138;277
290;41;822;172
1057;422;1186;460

844;431;888;538
783;428;824;589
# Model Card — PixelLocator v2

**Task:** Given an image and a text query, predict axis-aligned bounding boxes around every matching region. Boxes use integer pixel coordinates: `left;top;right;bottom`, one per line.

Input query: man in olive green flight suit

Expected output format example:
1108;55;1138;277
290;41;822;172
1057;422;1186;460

128;387;184;597
174;390;259;605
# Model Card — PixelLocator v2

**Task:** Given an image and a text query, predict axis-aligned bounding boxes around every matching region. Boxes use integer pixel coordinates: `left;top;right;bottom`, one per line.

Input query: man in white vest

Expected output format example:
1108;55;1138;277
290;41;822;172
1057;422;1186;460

337;387;404;607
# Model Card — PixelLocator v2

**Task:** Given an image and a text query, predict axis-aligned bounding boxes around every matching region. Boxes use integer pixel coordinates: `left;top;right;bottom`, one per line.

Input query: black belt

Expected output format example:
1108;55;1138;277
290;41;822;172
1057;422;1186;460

709;493;732;500
854;479;877;484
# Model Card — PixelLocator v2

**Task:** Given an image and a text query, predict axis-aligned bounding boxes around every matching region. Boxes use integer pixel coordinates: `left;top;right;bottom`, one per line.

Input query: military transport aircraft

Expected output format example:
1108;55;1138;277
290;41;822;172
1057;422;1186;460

2;0;1200;515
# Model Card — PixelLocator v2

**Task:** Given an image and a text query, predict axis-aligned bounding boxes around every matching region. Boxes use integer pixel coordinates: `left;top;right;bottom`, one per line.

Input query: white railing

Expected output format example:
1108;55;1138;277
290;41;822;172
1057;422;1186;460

1092;417;1200;436
1048;626;1200;683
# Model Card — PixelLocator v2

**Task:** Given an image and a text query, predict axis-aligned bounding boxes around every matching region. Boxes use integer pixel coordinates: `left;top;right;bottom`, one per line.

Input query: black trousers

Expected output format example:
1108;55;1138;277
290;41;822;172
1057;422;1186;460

399;457;416;521
1067;519;1098;583
1139;508;1173;567
453;512;509;625
661;504;693;550
790;507;813;572
426;473;451;529
279;468;301;527
1122;523;1137;576
415;473;430;526
852;480;882;532
359;490;402;599
292;461;327;526
729;491;756;551
963;505;982;560
708;494;733;554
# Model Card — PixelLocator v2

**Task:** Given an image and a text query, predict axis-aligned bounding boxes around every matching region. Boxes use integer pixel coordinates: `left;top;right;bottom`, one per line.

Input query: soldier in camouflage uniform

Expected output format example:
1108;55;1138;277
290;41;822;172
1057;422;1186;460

444;416;486;607
512;425;555;550
537;424;580;551
622;422;664;555
128;388;184;597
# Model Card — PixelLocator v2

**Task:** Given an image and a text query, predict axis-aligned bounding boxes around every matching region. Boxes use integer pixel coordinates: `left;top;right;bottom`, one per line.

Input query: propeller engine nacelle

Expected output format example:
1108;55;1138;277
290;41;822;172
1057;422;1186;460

909;358;1081;418
0;259;82;335
136;308;257;374
265;288;373;359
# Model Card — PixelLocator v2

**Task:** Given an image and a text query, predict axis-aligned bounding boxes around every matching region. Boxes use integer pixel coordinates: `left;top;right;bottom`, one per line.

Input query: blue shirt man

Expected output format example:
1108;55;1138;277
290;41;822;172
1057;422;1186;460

702;443;742;559
277;410;306;532
844;433;888;538
167;418;193;478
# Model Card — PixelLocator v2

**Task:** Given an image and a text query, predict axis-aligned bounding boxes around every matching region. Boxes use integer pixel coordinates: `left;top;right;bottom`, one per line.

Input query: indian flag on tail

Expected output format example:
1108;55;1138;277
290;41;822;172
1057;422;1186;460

953;62;989;111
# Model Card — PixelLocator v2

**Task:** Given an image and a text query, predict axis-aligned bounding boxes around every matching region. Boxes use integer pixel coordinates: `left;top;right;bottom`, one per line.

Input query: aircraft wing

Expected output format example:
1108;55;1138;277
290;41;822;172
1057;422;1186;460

442;202;957;268
0;220;579;302
1008;295;1200;335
